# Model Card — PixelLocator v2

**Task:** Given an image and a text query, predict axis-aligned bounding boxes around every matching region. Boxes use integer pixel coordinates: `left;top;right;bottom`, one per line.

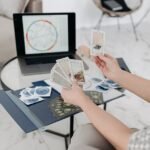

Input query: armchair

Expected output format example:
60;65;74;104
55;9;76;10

93;0;143;40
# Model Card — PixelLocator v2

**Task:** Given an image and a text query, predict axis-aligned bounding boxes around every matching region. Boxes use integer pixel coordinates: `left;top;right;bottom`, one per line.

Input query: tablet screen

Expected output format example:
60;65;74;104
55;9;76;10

22;15;69;55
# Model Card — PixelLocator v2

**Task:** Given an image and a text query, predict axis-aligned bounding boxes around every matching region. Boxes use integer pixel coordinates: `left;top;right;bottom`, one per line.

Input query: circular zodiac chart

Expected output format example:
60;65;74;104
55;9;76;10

26;20;58;52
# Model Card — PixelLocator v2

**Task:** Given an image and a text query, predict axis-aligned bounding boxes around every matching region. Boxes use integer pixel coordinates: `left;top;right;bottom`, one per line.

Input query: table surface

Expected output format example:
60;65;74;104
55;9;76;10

0;56;104;91
0;56;125;105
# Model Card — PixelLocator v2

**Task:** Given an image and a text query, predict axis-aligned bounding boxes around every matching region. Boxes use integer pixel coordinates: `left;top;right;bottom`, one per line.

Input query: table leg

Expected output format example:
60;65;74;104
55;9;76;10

104;103;107;111
70;115;74;138
45;129;69;149
45;115;74;150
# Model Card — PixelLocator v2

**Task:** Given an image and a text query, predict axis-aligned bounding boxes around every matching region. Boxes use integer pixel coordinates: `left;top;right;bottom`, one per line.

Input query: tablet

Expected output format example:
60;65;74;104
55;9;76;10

13;13;76;64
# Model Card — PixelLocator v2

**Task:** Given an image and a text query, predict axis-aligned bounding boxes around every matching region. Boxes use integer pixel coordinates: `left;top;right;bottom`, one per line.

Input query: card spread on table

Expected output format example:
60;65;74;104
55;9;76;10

96;79;122;92
19;86;52;105
50;57;86;91
90;30;105;56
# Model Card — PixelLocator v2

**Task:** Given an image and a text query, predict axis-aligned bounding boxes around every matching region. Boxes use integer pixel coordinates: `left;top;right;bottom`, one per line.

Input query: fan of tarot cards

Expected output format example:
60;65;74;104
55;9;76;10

50;57;86;89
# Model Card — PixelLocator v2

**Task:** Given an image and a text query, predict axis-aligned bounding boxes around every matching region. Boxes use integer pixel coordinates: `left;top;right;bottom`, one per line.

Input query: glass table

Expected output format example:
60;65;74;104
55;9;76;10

0;56;125;149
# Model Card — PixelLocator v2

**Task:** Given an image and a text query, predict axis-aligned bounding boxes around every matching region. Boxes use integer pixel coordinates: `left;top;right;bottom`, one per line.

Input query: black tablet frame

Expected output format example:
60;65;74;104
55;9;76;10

13;13;76;63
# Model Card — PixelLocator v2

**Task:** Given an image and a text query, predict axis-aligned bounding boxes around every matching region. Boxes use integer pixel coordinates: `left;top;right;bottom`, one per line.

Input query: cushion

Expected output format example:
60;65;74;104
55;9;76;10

125;0;142;10
0;0;29;19
0;16;16;63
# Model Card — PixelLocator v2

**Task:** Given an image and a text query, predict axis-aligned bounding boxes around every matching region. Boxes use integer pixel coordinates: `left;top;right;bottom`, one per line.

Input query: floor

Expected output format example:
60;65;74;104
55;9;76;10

0;18;150;150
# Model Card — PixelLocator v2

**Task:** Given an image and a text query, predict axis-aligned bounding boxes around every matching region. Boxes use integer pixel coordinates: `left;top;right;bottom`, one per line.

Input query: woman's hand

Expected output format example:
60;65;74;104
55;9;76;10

94;54;122;80
61;82;89;108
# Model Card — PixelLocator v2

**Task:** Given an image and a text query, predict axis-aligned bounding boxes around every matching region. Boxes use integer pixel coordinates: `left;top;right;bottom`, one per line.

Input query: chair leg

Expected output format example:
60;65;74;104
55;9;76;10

95;12;104;30
135;8;150;28
129;14;138;41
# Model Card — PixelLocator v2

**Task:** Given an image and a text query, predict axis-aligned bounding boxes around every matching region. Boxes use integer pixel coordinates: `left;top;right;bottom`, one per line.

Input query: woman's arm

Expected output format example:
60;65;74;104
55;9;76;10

61;83;132;150
114;70;150;102
95;54;150;102
81;97;132;150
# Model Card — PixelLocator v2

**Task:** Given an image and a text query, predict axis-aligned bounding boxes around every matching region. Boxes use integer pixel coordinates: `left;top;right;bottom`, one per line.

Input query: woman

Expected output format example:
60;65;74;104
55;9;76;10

61;54;150;150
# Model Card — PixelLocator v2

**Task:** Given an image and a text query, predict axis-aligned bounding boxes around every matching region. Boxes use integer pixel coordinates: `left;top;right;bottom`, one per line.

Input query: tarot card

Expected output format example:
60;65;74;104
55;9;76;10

20;88;32;97
27;88;35;95
20;88;36;100
20;96;44;105
34;86;52;97
56;57;72;81
96;81;110;92
69;59;85;83
110;84;121;89
105;79;116;85
105;79;121;89
52;63;67;80
96;85;109;92
48;80;63;93
90;30;105;56
99;82;109;90
19;88;44;105
50;70;72;88
91;77;102;83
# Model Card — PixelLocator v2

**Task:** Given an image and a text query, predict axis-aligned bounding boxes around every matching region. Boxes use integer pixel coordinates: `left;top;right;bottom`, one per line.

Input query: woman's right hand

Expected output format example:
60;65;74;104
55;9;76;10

94;54;122;81
61;82;89;108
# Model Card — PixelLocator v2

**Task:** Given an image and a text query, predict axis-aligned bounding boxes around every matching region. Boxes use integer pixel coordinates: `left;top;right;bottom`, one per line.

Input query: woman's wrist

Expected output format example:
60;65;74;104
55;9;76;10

79;95;94;110
111;69;124;82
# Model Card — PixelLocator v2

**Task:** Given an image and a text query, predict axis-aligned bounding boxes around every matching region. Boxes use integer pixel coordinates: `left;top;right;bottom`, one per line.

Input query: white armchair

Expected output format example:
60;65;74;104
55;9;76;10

92;0;143;41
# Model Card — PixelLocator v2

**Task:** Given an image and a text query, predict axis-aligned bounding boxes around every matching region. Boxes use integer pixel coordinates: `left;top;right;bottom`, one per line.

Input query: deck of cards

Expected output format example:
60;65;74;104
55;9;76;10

19;86;52;105
50;57;86;91
90;30;105;56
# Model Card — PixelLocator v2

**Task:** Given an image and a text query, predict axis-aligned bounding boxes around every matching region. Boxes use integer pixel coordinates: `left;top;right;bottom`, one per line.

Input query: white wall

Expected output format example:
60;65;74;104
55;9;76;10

43;0;150;29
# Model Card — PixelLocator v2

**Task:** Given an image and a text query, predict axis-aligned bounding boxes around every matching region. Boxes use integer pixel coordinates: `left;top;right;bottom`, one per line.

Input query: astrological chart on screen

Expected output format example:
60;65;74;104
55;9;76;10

22;15;69;55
